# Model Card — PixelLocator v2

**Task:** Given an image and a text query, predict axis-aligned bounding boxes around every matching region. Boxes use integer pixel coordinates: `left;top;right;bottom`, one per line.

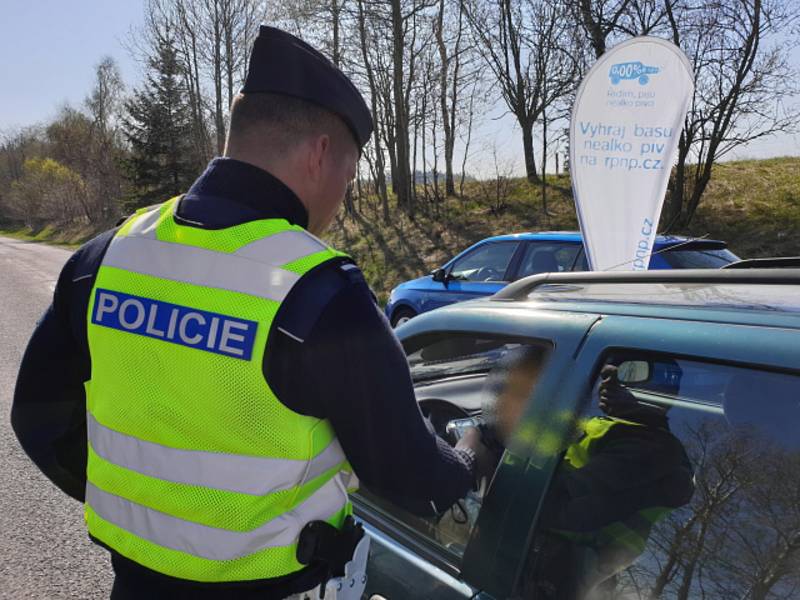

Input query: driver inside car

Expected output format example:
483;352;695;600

434;346;547;549
526;363;695;600
442;349;695;599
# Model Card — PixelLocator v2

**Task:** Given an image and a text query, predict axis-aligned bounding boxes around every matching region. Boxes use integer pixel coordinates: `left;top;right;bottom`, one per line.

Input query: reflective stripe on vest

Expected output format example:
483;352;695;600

88;413;347;495
86;476;348;561
102;236;302;301
84;198;352;581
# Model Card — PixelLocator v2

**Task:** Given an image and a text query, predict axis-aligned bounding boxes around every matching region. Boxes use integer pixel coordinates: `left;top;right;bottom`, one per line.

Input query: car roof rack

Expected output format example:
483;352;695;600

722;257;800;269
492;268;800;301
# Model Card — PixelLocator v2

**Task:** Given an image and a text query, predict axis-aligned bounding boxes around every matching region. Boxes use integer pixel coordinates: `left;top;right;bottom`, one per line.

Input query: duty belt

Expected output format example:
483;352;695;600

297;516;367;598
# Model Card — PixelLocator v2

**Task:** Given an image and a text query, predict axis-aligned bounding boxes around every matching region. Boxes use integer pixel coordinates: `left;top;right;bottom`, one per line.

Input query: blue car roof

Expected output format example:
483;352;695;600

480;231;726;248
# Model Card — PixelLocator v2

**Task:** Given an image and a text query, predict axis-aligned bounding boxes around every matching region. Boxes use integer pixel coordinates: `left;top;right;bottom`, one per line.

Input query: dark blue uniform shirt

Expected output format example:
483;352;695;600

12;158;474;598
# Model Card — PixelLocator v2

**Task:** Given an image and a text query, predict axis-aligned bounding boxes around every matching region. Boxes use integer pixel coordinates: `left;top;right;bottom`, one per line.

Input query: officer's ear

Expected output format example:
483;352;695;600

306;133;332;183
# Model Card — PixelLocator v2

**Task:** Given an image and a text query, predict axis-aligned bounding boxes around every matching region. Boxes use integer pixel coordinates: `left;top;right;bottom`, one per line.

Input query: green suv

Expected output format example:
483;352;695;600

354;269;800;599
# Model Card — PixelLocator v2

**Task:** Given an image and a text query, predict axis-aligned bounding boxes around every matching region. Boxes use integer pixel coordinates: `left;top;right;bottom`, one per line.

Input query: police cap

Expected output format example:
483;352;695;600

242;26;373;150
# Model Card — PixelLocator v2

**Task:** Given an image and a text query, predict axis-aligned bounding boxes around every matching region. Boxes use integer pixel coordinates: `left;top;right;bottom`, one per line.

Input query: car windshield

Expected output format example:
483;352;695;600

661;247;738;268
449;242;518;282
407;337;522;382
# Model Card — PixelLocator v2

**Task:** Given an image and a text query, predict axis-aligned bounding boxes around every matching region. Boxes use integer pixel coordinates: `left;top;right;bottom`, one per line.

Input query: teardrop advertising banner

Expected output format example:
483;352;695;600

570;37;694;271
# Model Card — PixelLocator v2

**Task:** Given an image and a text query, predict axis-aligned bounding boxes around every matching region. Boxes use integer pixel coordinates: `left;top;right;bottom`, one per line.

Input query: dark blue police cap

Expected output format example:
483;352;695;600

242;26;373;149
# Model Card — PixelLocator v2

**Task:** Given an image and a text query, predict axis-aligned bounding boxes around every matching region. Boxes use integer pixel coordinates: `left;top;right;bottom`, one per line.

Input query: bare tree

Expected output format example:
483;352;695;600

617;420;800;600
574;0;633;58
85;57;126;222
138;0;265;158
466;0;579;183
356;0;390;217
434;0;474;197
662;0;800;230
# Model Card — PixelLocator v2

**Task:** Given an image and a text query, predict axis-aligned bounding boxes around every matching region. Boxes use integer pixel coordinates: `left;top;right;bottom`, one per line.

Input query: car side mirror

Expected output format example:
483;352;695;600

431;268;448;283
617;360;652;384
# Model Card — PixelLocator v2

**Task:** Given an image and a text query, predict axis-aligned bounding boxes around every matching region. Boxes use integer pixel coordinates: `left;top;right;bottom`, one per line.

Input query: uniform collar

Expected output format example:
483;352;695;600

178;157;309;229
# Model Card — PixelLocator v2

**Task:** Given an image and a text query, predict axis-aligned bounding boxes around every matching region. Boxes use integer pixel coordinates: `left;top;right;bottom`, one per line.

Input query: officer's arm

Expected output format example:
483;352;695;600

265;262;475;516
12;258;89;501
11;230;115;502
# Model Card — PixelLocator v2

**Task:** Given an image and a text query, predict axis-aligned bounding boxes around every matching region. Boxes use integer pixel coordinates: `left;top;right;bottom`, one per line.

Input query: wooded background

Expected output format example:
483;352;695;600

0;0;797;235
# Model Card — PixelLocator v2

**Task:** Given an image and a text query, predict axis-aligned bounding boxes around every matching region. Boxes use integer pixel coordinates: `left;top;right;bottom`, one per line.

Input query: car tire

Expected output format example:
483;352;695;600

391;307;417;328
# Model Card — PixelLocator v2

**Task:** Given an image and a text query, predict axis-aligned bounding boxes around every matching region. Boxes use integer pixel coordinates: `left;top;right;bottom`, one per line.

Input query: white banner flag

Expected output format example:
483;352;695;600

570;37;694;271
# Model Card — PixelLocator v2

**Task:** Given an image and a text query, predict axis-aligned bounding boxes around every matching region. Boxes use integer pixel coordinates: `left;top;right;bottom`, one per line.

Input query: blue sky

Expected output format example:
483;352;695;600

0;0;143;130
0;1;797;175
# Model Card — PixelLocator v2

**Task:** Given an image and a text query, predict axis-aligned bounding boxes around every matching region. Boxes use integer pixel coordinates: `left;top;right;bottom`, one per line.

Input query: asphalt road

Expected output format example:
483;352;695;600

0;237;113;599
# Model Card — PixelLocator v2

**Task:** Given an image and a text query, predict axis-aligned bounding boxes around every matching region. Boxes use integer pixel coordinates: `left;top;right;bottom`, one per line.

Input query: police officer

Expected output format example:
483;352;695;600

11;26;488;599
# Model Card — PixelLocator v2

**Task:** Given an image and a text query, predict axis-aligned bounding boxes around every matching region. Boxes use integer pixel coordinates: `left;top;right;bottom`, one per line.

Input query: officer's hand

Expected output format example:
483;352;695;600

598;365;637;416
455;427;495;489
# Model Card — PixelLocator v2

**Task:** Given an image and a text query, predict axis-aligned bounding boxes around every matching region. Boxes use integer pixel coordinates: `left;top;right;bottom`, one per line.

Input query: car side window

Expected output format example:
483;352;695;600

354;334;551;565
448;242;519;282
516;243;582;279
519;354;800;600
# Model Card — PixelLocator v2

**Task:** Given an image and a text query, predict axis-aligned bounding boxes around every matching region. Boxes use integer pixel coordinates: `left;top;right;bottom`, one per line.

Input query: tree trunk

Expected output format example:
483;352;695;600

391;0;412;213
521;120;539;183
355;0;389;217
664;130;690;232
541;109;547;217
211;0;225;155
579;0;607;59
436;0;456;197
331;0;341;67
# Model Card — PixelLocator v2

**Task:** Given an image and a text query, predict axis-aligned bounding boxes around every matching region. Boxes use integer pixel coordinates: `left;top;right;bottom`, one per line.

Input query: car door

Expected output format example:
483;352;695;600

423;242;521;312
352;333;546;600
516;315;800;599
354;311;599;599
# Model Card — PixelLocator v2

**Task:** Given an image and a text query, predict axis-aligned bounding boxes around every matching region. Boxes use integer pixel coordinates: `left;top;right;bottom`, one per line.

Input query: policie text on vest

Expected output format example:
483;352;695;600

92;289;258;360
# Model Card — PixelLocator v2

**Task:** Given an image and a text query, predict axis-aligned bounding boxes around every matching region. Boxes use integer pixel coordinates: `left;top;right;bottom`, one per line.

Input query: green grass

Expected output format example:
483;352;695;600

0;223;96;249
3;156;797;301
685;157;800;259
325;157;800;300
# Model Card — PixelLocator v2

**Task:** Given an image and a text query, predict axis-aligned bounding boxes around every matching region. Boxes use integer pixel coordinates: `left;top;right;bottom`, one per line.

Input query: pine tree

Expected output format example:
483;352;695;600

123;35;199;210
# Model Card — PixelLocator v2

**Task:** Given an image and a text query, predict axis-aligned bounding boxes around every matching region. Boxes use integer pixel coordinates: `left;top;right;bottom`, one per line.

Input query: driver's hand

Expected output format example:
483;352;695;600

455;427;495;489
598;364;637;416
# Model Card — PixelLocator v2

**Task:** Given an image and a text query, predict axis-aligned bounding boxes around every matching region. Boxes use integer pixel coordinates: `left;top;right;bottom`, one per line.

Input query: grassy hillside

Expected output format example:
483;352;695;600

2;157;797;301
327;156;800;301
0;223;91;249
684;158;800;258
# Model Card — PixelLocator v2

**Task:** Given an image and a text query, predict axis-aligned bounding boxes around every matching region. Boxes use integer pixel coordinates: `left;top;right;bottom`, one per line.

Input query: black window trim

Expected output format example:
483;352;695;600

570;244;587;271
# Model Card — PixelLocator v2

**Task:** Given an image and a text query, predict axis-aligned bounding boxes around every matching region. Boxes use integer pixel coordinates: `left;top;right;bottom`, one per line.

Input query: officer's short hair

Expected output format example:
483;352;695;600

226;92;354;157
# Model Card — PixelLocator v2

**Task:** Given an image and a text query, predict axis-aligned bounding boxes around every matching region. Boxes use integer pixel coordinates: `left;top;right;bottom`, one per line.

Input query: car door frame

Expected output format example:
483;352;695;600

355;307;602;599
424;241;525;310
444;241;525;284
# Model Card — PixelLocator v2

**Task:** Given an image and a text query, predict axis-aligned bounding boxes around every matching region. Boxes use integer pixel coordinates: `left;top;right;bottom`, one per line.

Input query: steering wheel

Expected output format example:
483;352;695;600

419;400;470;446
474;266;502;281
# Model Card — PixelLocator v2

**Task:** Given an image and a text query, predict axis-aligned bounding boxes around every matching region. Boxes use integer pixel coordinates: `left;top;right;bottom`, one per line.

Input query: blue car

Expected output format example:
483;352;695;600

385;232;739;326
